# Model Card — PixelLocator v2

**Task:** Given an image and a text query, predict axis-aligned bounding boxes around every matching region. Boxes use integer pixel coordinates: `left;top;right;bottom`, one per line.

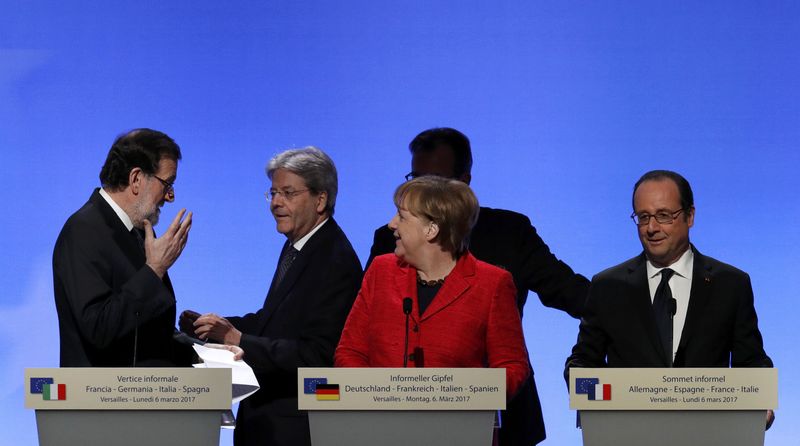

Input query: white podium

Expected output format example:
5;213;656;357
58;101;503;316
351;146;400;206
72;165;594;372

298;368;506;446
25;368;231;446
569;368;778;446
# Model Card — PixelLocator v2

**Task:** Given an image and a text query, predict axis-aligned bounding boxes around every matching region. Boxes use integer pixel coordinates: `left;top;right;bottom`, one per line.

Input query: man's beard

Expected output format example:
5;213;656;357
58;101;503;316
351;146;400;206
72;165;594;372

143;205;161;226
133;197;161;227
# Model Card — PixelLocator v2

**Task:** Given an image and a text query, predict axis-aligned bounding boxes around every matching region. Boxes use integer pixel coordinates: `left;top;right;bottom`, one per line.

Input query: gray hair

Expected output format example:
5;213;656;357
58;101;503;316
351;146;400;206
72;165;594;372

266;146;338;215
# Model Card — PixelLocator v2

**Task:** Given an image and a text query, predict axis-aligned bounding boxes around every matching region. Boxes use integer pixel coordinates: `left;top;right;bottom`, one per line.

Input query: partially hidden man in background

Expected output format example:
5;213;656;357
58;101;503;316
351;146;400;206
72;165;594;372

53;128;194;367
182;147;363;446
565;169;774;428
368;127;590;445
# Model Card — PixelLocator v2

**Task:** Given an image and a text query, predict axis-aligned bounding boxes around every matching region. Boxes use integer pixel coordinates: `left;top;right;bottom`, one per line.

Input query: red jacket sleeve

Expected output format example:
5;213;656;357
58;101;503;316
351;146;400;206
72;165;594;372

486;270;530;398
334;263;374;367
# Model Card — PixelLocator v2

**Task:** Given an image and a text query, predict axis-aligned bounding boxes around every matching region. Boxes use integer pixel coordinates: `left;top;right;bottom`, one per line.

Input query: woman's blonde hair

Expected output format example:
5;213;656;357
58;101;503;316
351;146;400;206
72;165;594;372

393;176;479;259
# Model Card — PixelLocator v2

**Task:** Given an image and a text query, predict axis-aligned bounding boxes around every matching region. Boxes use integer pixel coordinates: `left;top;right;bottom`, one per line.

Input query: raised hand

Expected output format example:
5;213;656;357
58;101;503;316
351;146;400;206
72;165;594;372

144;209;192;278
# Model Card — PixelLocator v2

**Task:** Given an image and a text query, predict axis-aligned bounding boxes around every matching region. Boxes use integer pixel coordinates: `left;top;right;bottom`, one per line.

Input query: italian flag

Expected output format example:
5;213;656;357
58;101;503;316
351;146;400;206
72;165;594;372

43;383;66;401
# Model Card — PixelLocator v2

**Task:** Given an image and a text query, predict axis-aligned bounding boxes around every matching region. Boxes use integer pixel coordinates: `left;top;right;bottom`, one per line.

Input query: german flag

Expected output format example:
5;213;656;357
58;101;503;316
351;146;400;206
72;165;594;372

315;383;340;401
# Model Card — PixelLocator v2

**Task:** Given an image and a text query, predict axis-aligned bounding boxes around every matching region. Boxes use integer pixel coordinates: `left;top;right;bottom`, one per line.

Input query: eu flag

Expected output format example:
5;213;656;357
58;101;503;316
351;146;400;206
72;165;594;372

304;378;328;394
30;378;54;394
575;378;599;396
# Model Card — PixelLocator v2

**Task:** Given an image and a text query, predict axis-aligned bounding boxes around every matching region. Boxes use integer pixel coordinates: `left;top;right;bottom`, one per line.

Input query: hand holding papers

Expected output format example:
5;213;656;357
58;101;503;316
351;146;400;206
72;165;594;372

193;344;259;404
201;343;244;360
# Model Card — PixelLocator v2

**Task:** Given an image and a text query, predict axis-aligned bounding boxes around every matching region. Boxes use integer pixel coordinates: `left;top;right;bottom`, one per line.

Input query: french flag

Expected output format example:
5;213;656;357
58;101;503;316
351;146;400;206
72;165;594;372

590;383;612;401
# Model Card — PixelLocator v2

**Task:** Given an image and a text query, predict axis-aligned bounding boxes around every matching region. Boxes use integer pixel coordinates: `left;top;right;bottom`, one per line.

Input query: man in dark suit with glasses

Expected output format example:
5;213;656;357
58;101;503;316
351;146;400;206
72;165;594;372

566;169;774;428
53;128;193;367
183;147;362;446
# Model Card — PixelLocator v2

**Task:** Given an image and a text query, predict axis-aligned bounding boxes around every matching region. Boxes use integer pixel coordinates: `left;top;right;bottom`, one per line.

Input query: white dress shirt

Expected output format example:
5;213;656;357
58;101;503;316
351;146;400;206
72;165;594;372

99;188;134;231
292;218;329;251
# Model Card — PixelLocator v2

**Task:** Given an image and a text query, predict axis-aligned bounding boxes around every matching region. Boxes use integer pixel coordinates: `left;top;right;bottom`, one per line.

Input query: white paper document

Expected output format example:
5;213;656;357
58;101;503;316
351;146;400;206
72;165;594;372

192;344;260;404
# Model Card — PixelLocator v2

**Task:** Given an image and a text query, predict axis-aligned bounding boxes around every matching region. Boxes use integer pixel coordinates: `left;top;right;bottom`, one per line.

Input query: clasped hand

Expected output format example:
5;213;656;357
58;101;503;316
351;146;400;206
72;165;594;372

180;310;242;346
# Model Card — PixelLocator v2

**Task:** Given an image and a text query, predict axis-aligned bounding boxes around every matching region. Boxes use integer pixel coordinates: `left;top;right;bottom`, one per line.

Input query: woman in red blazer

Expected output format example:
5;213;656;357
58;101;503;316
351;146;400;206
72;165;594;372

335;176;529;398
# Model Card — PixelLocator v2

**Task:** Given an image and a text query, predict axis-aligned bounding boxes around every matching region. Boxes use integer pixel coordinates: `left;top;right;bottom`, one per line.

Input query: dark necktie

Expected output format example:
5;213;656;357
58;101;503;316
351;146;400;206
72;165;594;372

132;228;146;254
274;244;299;287
653;268;676;366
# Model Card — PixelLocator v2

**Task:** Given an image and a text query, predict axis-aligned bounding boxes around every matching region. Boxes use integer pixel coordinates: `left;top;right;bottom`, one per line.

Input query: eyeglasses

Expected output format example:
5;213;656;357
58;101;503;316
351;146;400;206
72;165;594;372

265;189;310;202
630;209;684;226
151;175;175;196
404;171;420;181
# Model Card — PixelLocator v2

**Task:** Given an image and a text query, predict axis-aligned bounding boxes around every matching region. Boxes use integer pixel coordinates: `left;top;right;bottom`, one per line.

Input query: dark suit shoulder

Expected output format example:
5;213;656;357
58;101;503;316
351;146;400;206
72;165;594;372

313;220;361;264
592;255;643;282
55;194;115;252
473;206;531;232
695;252;748;278
472;255;514;280
62;195;103;227
476;206;531;223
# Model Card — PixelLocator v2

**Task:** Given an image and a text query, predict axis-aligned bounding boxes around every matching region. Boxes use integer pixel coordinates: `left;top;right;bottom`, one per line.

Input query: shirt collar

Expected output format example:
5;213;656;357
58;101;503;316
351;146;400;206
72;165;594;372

292;218;329;251
98;188;134;231
646;247;694;279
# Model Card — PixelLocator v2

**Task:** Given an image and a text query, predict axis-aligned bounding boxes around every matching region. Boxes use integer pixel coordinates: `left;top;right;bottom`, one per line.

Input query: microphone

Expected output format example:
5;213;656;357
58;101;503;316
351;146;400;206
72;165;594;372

403;297;412;367
132;311;139;367
669;297;678;366
403;297;413;315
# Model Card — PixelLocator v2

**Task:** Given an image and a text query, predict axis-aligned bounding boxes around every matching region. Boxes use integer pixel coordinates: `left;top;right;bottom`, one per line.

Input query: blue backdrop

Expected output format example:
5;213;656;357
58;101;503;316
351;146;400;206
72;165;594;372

1;1;797;444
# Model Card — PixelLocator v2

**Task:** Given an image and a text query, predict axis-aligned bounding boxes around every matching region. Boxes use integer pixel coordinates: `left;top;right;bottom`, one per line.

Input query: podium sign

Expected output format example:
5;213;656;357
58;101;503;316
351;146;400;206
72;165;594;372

298;367;505;410
25;368;230;410
569;368;777;410
25;368;231;446
569;368;778;446
299;368;505;446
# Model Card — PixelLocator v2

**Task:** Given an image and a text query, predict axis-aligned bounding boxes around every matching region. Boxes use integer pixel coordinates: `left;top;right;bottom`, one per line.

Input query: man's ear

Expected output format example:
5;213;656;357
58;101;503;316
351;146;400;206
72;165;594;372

129;168;144;195
315;191;328;214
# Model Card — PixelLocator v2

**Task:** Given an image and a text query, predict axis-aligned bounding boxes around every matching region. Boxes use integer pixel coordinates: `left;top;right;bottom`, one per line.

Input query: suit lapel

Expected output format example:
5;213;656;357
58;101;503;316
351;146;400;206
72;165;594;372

419;255;474;322
676;247;714;362
264;241;291;301
627;254;669;366
91;189;146;268
258;220;334;330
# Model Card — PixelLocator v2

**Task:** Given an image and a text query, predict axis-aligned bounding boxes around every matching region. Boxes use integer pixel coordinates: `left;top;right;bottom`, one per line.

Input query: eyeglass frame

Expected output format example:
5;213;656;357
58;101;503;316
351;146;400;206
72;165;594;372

265;188;311;202
404;171;420;181
630;208;685;226
150;174;175;196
